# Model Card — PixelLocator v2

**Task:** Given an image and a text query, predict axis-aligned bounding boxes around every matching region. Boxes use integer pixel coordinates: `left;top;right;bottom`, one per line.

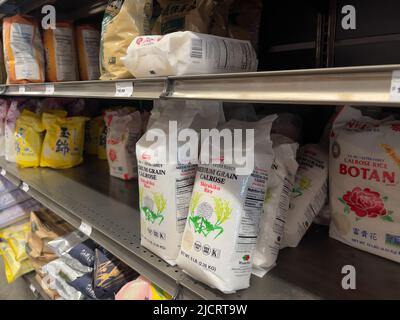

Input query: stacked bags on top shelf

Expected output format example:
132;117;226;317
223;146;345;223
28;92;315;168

102;0;262;79
2;15;100;84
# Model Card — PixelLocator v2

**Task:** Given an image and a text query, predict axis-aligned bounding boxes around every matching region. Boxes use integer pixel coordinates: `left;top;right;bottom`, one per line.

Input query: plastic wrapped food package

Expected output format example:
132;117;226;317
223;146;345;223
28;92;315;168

0;189;31;211
115;276;171;300
41;113;88;169
0;199;42;230
137;100;224;266
153;0;232;36
2;15;45;84
15;110;44;168
93;249;139;299
69;272;98;300
122;31;258;77
0;99;9;156
106;109;142;180
100;0;152;80
329;106;400;263
177;115;276;293
43;21;78;82
0;222;33;283
272;113;304;143
40;258;85;300
76;25;100;81
5;100;22;163
281;144;328;248
85;116;103;155
0;175;17;195
253;134;299;277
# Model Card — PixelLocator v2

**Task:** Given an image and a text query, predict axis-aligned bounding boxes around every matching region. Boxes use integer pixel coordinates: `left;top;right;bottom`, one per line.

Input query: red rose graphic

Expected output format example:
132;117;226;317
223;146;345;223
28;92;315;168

392;124;400;132
342;187;386;218
109;149;117;162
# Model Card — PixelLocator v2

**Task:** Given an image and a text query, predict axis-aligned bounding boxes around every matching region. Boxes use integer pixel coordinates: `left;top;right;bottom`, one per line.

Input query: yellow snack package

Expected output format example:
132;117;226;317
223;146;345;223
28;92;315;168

41;113;88;169
15;110;44;168
1;243;33;283
7;229;29;262
85;116;103;155
0;222;32;283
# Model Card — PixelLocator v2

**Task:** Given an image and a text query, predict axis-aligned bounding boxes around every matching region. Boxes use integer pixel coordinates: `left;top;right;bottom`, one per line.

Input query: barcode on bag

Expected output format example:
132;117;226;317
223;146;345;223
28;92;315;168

191;39;203;59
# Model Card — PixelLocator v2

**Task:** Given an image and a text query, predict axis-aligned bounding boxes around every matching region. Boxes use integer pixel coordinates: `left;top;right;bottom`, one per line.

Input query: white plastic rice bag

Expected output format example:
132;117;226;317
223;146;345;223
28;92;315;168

176;115;276;293
329;106;400;263
122;31;258;77
137;100;223;266
5;100;21;163
106;109;142;180
281;144;328;248
253;134;298;277
0;99;9;156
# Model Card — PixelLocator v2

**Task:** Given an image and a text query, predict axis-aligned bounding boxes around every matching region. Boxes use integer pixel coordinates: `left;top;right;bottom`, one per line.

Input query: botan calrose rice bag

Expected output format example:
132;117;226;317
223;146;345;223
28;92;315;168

137;100;224;266
329;106;400;263
176;115;277;293
252;134;299;277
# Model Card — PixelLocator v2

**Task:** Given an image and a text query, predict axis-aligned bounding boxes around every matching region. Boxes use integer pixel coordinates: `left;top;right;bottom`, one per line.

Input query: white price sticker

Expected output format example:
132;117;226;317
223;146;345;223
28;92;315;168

29;284;37;294
390;70;400;101
79;221;92;237
45;84;55;95
21;182;29;192
115;82;133;97
0;169;6;176
18;86;26;94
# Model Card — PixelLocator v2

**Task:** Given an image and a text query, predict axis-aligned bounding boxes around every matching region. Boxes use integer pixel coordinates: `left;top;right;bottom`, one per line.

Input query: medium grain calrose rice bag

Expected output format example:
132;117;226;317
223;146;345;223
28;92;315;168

329;106;400;263
281;144;328;248
253;134;299;277
137;100;223;266
177;115;276;293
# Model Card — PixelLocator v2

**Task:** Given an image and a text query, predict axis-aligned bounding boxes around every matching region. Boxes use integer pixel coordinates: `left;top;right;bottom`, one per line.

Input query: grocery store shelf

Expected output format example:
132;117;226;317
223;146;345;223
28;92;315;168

0;79;166;100
22;272;50;301
1;157;399;300
165;64;400;106
3;65;400;106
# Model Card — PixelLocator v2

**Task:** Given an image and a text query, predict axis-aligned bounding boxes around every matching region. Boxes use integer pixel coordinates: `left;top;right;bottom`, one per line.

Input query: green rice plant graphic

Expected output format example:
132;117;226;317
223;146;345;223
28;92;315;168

140;187;167;225
189;193;232;239
292;176;312;198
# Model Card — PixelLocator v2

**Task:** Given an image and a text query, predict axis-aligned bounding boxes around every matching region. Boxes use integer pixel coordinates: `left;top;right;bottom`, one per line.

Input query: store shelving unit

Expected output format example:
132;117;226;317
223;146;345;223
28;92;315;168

1;156;399;300
22;272;51;301
1;65;400;105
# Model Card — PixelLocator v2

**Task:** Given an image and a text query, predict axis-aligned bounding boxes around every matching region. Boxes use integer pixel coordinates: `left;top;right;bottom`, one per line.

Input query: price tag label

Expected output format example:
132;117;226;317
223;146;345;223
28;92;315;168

45;84;55;95
115;82;133;97
390;70;400;101
29;284;37;294
21;182;29;192
18;86;26;94
79;221;92;237
0;169;6;176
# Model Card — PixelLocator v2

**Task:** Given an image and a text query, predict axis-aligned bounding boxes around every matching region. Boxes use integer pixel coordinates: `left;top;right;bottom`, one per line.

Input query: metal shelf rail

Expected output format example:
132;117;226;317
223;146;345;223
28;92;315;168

1;65;400;106
1;157;399;300
22;272;51;300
